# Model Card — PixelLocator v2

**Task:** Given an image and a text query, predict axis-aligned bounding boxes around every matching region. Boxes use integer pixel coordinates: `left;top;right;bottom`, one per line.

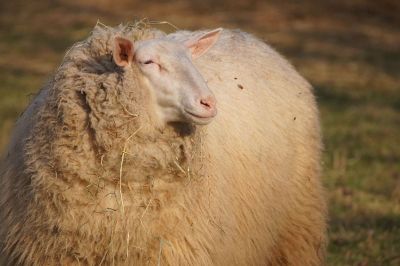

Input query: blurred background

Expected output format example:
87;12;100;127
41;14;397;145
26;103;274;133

0;0;399;264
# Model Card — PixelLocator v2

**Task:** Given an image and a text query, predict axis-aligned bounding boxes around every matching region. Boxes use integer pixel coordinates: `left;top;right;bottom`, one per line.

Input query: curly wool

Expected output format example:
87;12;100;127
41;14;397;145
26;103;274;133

0;23;211;265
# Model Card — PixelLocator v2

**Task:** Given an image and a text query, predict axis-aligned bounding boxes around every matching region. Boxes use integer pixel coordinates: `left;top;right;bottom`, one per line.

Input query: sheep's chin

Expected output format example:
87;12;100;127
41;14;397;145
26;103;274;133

183;110;215;125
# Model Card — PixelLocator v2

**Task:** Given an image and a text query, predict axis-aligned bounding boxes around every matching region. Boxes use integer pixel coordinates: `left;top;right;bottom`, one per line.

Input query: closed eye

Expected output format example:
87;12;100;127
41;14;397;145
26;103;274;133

140;59;163;72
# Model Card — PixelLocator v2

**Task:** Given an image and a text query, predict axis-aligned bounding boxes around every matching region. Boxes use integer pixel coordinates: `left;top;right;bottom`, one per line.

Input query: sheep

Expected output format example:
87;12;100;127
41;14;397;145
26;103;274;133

0;22;327;265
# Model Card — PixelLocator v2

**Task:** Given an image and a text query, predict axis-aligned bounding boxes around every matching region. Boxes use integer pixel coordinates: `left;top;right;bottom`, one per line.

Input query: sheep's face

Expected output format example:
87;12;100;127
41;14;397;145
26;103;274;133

112;29;222;126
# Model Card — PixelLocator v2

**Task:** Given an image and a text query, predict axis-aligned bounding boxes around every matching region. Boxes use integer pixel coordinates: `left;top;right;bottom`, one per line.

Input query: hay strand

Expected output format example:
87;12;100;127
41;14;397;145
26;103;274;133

119;126;143;214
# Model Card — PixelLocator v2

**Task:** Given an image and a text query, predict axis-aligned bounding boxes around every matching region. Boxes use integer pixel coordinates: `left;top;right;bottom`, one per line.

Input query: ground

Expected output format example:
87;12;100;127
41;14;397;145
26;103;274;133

0;0;399;265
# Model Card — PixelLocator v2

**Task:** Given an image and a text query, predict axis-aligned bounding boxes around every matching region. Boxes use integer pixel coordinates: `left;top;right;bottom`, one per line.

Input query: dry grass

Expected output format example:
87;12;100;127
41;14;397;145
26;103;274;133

0;0;399;265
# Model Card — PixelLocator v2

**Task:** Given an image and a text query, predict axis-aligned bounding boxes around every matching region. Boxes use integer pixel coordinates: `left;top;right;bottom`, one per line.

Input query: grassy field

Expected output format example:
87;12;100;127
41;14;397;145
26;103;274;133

1;0;399;264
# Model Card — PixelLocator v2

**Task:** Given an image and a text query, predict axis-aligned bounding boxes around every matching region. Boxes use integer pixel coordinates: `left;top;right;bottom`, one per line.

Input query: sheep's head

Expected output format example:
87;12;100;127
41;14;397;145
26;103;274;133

112;28;222;126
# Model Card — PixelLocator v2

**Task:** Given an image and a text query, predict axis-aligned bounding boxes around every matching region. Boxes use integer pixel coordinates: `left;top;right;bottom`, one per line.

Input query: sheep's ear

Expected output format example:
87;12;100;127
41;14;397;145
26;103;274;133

113;37;134;67
184;28;222;59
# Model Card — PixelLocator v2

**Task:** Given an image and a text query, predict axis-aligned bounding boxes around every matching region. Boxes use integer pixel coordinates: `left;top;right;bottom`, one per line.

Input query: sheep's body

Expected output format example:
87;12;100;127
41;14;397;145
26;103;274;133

191;30;327;265
0;25;326;265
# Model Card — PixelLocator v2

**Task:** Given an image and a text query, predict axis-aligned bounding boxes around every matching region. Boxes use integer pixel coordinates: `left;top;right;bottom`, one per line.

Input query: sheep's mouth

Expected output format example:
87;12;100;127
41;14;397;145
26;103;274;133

183;109;216;125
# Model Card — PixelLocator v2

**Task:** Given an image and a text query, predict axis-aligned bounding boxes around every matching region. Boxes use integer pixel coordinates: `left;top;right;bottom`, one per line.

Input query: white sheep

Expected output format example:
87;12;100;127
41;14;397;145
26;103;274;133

0;23;326;265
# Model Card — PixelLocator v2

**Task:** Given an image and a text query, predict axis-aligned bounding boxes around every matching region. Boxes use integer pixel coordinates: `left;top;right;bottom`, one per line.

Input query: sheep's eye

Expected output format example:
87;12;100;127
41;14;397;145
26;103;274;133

143;60;154;65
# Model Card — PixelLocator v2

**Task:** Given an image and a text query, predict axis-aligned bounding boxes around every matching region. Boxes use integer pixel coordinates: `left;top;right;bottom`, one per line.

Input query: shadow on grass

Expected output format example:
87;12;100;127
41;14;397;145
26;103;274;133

314;84;400;112
330;209;400;232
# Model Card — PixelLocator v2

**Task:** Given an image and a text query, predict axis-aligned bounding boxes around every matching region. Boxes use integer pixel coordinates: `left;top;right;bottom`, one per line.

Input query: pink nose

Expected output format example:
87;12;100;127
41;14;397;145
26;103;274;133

199;95;217;115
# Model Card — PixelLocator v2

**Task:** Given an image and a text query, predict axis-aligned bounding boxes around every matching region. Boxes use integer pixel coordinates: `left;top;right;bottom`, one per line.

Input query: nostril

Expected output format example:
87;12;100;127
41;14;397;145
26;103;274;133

200;99;211;108
199;96;215;110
